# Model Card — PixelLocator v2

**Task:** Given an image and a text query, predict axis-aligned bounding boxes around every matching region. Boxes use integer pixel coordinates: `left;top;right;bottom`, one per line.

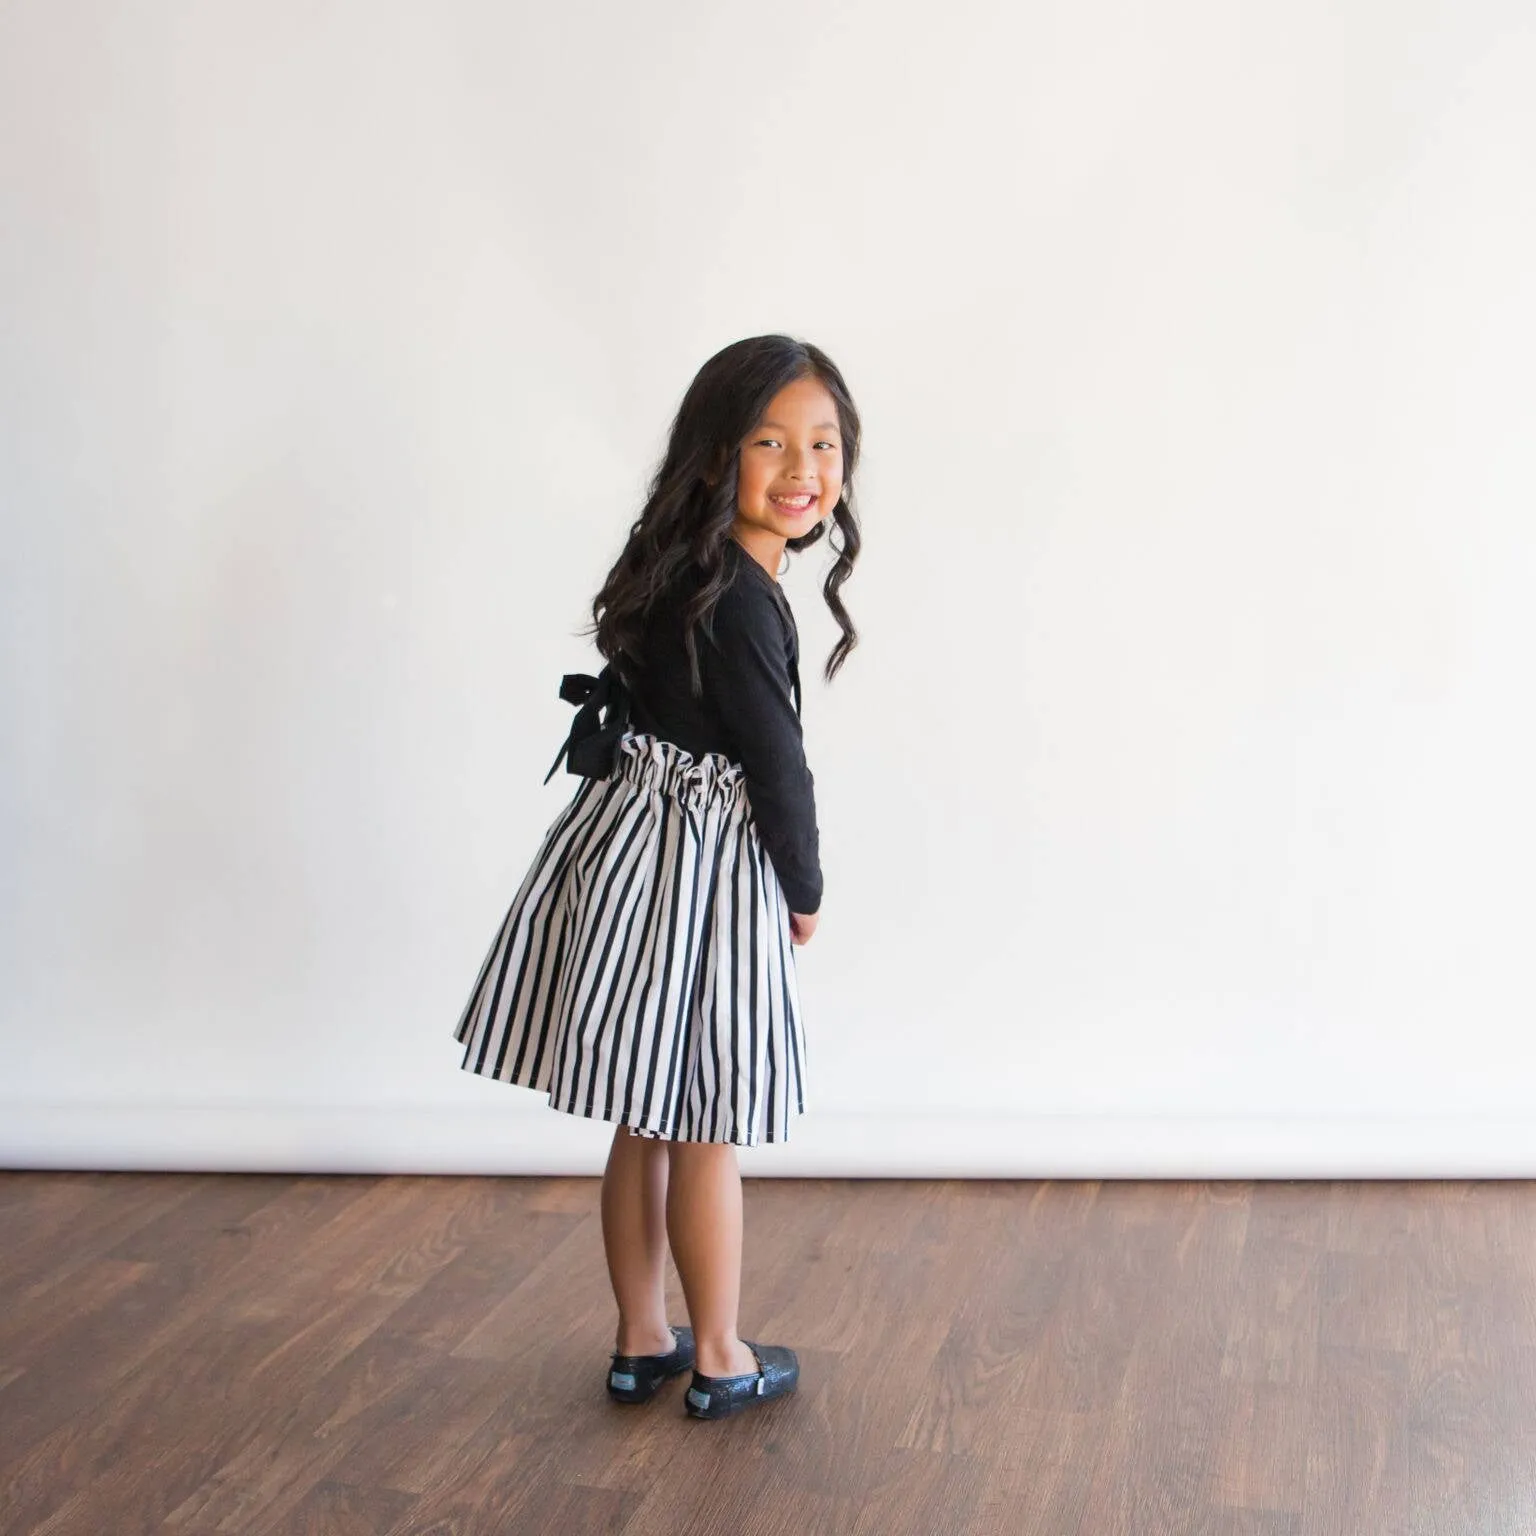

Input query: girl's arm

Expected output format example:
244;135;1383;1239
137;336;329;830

701;578;823;917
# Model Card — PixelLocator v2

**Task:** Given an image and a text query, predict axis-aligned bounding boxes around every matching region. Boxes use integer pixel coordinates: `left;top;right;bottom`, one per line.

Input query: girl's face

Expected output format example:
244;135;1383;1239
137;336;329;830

732;376;844;549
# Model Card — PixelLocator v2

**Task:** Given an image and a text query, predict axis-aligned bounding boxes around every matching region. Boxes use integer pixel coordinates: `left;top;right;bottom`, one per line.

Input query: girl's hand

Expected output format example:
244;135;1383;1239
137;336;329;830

790;910;819;946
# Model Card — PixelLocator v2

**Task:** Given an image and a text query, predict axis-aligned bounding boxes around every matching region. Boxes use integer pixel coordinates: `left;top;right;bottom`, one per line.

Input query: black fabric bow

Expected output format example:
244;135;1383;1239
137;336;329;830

544;664;632;784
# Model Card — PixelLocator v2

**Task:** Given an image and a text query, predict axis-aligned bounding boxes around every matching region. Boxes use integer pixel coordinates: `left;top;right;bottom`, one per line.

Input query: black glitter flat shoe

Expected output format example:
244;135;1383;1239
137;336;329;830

684;1340;799;1420
606;1326;696;1404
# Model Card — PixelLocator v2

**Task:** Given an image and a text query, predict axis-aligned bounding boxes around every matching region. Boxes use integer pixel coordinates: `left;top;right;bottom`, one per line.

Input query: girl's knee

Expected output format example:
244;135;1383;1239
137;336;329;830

666;1138;737;1166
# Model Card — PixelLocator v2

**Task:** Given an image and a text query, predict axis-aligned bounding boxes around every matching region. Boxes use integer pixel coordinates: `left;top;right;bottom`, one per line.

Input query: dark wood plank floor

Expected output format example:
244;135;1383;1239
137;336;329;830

2;1173;1534;1535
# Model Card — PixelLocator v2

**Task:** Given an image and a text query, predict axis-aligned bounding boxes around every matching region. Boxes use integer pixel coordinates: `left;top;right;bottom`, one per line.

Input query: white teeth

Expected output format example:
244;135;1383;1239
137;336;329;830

772;495;814;506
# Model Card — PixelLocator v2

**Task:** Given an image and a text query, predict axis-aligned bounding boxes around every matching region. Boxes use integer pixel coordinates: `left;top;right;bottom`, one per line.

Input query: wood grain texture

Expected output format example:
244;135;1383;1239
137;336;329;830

2;1173;1534;1535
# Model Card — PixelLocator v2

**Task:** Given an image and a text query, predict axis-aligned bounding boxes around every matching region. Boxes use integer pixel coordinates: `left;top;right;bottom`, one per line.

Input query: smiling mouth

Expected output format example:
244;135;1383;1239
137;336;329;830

769;493;818;514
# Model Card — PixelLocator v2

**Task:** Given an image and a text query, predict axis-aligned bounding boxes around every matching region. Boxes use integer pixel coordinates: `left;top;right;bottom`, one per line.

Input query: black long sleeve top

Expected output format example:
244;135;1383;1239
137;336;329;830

621;537;823;914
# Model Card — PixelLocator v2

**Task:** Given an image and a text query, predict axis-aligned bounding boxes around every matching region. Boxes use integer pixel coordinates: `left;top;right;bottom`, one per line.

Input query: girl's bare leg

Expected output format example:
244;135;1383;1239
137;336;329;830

665;1141;759;1377
600;1126;674;1357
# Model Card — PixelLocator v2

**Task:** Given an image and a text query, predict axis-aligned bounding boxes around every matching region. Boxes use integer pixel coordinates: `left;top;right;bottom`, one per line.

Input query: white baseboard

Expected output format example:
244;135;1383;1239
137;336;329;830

2;1102;1534;1177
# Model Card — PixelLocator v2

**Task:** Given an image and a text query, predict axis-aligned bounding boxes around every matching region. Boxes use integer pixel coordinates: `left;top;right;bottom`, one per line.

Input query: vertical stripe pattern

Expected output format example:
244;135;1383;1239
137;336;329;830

453;733;807;1145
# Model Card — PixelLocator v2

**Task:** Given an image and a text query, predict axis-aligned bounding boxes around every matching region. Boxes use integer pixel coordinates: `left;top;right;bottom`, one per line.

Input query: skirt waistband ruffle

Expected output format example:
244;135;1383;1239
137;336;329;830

613;732;746;812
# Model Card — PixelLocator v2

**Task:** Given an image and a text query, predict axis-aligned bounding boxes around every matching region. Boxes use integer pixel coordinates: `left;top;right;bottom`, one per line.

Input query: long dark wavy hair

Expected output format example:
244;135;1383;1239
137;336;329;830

589;334;861;693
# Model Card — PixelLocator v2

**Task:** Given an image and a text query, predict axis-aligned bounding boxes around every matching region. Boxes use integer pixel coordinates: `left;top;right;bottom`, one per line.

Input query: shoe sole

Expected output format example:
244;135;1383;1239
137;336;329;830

684;1382;797;1420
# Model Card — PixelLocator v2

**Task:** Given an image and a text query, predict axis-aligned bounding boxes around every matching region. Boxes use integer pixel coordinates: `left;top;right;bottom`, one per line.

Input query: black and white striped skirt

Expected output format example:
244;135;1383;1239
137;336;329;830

453;732;807;1145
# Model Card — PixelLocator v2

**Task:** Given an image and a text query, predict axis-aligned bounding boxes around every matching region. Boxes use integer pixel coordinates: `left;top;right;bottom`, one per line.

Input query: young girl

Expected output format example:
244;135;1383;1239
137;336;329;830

452;334;861;1421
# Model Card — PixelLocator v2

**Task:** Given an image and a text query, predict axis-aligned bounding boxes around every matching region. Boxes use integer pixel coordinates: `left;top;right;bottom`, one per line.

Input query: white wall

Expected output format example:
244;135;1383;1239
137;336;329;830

4;1;1535;1176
